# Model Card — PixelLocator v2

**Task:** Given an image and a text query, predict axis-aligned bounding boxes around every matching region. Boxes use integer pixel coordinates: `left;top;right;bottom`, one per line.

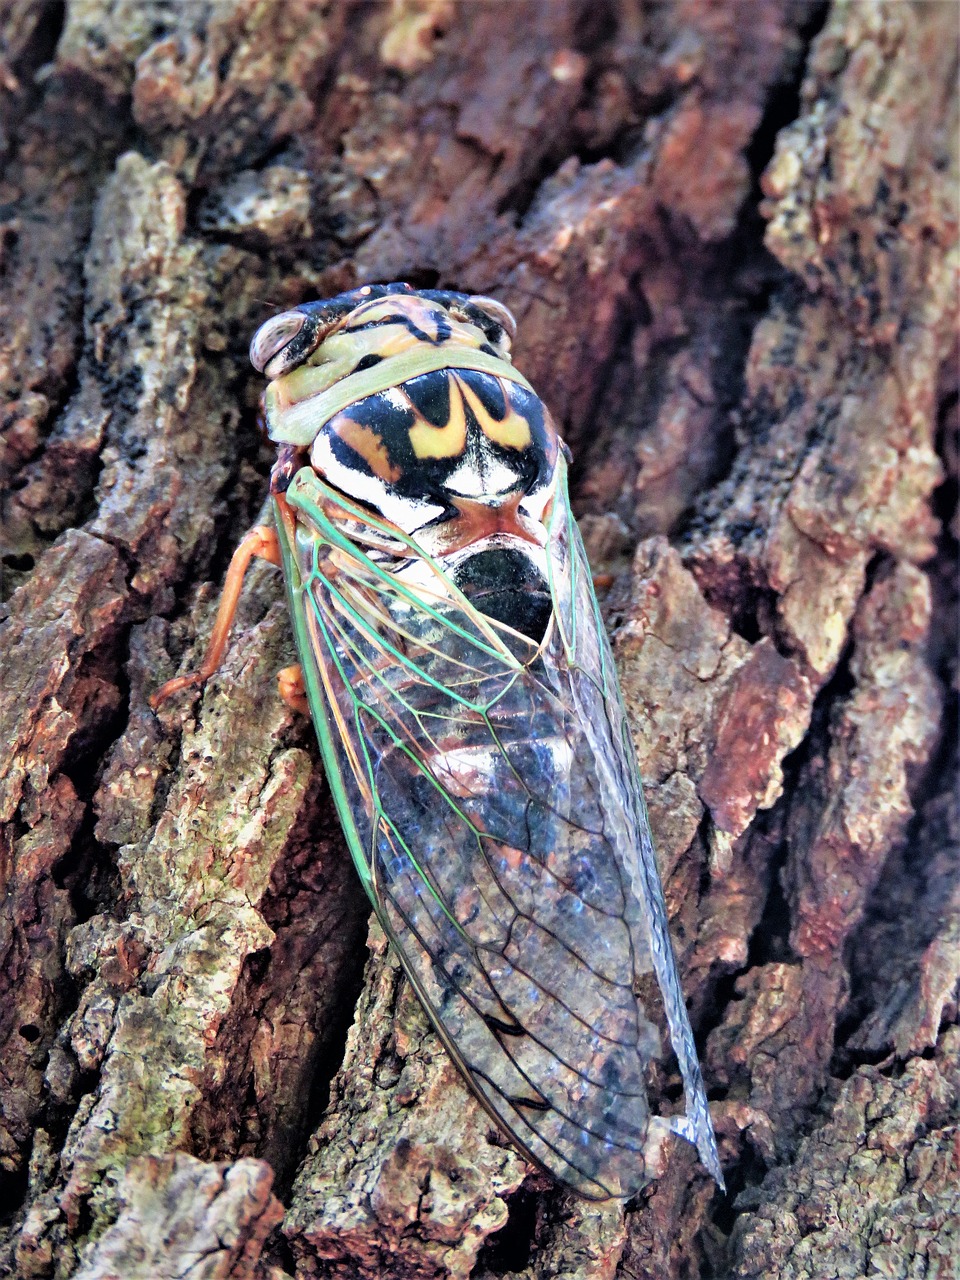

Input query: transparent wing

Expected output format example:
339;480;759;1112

279;469;722;1200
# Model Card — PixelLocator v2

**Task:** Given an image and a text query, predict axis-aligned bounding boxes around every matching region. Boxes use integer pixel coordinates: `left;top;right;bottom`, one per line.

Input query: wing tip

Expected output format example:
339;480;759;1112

668;1112;726;1191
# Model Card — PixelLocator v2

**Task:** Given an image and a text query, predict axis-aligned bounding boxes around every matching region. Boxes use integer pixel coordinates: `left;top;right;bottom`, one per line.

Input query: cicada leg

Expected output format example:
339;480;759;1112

277;664;309;717
150;525;282;708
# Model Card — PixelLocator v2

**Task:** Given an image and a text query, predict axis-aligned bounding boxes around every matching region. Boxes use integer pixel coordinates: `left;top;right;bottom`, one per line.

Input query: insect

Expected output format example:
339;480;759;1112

152;283;723;1200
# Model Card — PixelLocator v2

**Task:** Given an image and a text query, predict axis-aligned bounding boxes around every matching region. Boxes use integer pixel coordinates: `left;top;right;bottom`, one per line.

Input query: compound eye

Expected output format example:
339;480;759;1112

471;295;517;343
249;310;308;377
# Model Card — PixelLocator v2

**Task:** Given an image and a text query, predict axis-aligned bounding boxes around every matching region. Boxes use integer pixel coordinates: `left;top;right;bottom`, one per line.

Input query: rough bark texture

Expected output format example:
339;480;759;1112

0;2;956;1278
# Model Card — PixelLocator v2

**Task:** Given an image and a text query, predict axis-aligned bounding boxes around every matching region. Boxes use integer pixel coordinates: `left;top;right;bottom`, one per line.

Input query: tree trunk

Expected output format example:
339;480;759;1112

1;2;956;1277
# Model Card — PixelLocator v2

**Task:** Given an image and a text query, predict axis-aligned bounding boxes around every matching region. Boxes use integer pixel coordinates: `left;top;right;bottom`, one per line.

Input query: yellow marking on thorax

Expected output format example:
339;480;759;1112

408;373;468;459
455;374;532;451
328;414;403;482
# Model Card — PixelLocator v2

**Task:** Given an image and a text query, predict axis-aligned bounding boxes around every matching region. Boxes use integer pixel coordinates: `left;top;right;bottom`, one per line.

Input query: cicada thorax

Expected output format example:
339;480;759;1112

261;289;562;649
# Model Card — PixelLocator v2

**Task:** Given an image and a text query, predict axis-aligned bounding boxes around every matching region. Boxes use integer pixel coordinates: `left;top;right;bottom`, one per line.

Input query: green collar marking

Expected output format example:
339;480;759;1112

265;346;534;446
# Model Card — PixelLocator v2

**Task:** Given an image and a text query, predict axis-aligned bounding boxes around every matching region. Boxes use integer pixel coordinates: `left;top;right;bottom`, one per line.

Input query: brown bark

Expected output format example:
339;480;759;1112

0;2;956;1278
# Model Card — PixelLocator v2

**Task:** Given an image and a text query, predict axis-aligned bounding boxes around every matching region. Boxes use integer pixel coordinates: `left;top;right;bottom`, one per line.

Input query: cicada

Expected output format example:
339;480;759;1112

153;284;723;1200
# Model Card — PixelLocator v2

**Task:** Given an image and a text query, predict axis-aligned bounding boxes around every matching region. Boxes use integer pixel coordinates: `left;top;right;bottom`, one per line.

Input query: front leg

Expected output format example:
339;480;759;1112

151;525;282;708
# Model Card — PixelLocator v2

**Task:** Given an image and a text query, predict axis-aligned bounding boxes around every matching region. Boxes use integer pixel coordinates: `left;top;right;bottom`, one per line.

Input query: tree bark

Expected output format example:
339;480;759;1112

0;2;956;1278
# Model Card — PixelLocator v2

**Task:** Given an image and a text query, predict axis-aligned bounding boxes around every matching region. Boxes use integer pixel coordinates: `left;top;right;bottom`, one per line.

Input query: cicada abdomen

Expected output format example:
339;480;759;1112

162;284;723;1200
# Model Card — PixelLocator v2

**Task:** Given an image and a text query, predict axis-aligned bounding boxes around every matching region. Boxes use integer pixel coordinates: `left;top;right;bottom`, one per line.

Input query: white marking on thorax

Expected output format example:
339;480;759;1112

311;432;444;533
444;439;521;499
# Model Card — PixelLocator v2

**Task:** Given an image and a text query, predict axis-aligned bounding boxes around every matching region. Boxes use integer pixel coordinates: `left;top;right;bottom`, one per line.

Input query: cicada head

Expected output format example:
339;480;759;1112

254;284;565;644
250;283;515;380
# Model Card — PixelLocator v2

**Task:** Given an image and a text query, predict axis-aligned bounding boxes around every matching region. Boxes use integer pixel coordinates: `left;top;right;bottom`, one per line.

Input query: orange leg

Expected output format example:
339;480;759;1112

277;663;309;717
150;525;282;709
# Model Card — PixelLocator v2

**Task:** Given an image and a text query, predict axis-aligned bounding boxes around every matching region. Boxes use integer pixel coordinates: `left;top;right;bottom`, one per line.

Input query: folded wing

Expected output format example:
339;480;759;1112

283;469;721;1199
